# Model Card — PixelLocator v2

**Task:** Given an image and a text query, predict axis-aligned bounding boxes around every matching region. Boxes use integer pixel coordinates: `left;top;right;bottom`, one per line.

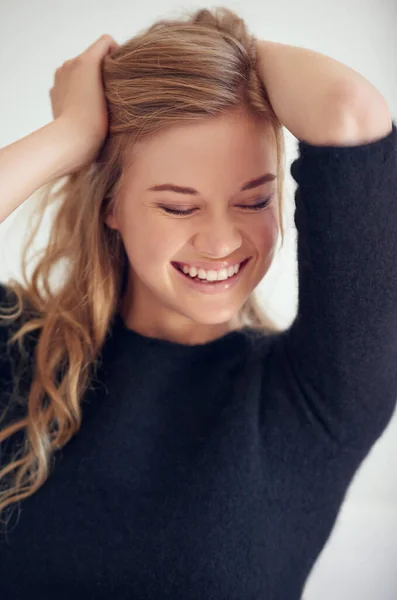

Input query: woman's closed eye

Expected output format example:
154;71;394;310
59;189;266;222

159;197;273;216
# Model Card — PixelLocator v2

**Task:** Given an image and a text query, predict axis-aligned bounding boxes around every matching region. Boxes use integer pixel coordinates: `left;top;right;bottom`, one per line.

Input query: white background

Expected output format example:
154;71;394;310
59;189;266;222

0;1;396;598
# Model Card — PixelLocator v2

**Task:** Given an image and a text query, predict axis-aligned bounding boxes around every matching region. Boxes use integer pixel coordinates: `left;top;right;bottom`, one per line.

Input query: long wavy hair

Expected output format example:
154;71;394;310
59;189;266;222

0;6;287;526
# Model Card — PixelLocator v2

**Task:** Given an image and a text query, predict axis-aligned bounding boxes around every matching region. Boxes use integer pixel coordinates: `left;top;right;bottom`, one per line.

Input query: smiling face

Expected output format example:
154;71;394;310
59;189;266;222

105;107;280;344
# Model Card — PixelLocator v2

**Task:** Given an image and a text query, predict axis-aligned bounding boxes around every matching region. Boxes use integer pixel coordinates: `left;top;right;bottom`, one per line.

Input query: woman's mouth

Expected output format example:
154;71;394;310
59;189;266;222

171;258;251;294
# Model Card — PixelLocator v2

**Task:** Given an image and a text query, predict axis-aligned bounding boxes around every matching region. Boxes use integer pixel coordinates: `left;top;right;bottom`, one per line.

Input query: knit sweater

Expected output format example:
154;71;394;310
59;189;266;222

0;121;396;600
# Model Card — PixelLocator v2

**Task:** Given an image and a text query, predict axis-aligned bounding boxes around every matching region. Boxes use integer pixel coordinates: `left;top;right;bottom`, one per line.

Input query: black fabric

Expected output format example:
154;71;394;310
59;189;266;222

0;121;396;600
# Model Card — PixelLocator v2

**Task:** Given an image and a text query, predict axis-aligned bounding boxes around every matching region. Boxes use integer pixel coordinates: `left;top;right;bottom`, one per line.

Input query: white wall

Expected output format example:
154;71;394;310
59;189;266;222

1;1;396;598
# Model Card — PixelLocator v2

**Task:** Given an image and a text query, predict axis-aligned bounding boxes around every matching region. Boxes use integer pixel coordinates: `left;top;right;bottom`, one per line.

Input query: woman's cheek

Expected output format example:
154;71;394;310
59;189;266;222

133;217;181;269
251;210;279;255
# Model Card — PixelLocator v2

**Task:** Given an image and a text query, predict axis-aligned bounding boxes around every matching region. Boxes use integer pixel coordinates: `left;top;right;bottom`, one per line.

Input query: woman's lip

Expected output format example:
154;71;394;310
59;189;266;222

173;257;250;272
171;257;251;294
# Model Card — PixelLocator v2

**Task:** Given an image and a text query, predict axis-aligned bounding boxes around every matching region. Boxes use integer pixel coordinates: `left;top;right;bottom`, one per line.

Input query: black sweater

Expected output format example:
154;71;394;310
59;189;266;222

0;122;396;600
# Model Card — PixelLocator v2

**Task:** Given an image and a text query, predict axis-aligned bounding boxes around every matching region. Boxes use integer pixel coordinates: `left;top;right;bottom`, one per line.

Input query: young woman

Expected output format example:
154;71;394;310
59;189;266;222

0;7;395;599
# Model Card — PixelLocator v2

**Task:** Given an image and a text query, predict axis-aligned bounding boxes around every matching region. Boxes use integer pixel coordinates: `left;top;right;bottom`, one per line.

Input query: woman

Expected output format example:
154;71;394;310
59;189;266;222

0;7;395;599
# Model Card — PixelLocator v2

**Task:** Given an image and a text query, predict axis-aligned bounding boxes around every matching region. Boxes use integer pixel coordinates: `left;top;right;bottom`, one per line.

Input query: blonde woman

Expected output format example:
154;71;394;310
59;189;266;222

0;7;395;599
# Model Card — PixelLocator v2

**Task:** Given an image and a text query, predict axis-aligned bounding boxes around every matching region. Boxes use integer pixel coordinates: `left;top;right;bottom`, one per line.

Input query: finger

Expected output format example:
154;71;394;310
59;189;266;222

86;34;117;57
107;43;120;56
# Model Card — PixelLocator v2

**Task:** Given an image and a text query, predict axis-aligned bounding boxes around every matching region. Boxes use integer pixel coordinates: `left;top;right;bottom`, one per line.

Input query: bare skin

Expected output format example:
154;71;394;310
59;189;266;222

3;33;389;345
105;107;279;345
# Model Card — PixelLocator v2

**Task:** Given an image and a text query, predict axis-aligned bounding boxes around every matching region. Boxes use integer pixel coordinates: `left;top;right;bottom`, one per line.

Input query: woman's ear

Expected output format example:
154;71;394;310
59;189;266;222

104;207;119;230
105;214;117;230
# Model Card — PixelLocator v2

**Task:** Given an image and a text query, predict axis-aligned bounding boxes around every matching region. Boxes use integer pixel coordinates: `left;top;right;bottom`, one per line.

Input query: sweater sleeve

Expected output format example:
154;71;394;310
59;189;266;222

277;120;397;452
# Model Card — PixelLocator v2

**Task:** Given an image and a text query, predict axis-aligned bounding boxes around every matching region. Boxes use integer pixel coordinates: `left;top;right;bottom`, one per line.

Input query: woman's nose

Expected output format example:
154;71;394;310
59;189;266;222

192;216;243;258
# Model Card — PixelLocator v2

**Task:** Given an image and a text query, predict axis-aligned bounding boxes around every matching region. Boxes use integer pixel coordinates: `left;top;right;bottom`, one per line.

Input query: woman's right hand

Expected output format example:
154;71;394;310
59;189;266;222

49;34;119;173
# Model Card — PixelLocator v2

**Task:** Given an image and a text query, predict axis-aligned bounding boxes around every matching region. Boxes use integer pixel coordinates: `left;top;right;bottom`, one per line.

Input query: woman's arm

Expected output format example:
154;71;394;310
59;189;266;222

256;40;392;145
256;41;397;452
0;119;81;225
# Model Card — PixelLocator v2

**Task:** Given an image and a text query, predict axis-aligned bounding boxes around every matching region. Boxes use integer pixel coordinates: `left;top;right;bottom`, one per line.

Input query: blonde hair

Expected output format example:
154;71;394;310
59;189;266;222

0;6;287;526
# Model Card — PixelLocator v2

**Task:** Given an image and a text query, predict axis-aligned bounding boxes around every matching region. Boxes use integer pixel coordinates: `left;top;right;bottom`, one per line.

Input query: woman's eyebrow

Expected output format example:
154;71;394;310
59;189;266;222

147;173;276;196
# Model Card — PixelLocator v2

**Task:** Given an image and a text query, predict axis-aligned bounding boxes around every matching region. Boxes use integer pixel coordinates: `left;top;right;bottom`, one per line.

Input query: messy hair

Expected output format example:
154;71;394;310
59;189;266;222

0;6;286;525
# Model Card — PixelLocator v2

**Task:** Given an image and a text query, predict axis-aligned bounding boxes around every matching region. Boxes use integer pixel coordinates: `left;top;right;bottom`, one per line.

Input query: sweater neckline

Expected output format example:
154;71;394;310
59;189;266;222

111;312;252;353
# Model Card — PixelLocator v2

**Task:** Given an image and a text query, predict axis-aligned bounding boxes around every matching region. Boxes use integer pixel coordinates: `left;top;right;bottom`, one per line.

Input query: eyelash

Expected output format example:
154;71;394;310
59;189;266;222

160;197;272;216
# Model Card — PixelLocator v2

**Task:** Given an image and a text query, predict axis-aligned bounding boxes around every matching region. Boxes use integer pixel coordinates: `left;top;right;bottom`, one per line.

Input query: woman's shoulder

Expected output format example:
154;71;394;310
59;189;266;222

0;282;27;343
0;282;18;308
0;283;34;432
0;283;20;347
0;282;37;389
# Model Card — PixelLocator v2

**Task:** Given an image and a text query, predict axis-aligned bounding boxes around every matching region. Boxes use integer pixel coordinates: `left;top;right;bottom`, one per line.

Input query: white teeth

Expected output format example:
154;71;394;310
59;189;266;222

186;266;198;277
216;269;229;281
181;262;242;281
198;269;215;281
